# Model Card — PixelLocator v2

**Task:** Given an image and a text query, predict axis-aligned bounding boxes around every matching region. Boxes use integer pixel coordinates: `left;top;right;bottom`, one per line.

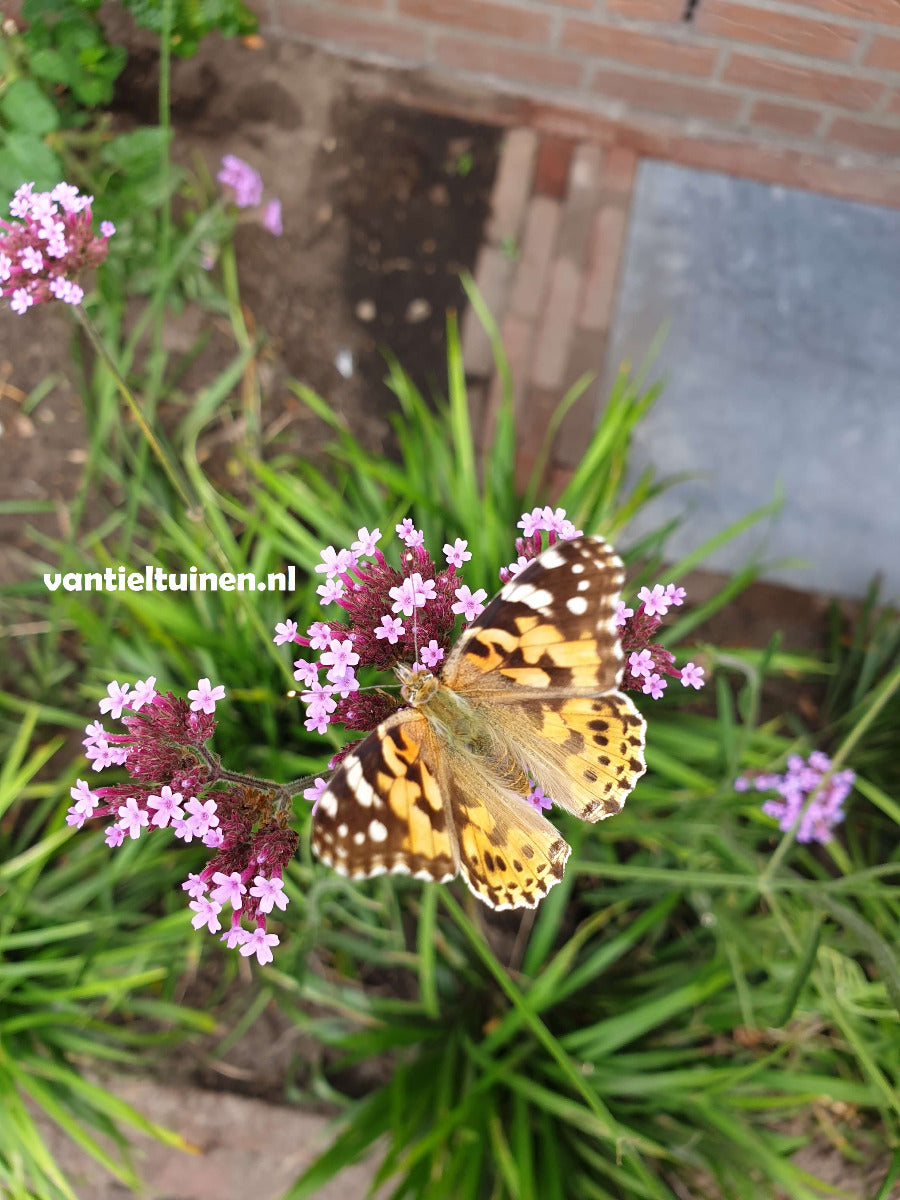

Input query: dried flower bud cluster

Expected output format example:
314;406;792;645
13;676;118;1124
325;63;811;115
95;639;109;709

1;182;114;314
68;676;296;964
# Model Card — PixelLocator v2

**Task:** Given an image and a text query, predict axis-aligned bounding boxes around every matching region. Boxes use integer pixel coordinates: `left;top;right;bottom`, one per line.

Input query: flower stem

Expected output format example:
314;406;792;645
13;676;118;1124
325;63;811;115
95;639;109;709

73;304;192;508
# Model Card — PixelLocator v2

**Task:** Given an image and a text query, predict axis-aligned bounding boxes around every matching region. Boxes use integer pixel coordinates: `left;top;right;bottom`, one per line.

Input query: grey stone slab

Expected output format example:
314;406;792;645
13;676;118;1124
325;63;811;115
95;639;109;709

599;160;900;600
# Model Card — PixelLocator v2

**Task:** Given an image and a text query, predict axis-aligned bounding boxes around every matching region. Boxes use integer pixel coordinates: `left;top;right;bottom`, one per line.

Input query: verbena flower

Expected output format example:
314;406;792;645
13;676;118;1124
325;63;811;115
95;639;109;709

70;677;297;964
616;577;705;698
1;181;113;314
737;752;855;845
216;154;282;236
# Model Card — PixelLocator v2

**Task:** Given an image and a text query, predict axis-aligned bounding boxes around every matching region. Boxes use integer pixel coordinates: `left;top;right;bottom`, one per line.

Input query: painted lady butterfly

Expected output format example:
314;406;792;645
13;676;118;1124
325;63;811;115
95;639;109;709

312;536;646;909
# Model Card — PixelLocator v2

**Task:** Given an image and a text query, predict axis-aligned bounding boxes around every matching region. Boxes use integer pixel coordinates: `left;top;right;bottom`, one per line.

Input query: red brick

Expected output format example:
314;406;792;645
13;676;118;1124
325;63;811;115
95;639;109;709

435;35;584;87
326;0;386;9
724;52;884;111
601;145;638;202
579;206;628;333
827;116;900;155
562;19;718;77
399;0;551;42
606;0;682;19
696;2;858;62
541;0;594;7
486;128;538;244
786;0;900;26
277;8;427;57
890;91;900;114
534;136;574;198
510;195;561;320
865;34;900;72
531;257;581;390
591;67;743;120
748;99;822;136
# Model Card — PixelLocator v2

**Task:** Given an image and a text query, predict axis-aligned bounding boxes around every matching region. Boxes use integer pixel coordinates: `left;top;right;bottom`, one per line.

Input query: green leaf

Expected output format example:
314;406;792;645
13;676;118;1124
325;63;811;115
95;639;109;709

0;132;63;196
0;79;60;135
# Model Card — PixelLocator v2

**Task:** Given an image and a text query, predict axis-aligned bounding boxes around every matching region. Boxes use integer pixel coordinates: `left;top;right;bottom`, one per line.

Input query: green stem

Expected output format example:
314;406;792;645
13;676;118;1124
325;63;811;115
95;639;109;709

72;305;192;509
219;237;261;451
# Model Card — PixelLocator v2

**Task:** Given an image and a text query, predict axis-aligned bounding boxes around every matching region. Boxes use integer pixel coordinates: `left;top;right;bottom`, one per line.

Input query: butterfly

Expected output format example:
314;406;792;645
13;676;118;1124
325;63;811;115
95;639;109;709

311;536;646;910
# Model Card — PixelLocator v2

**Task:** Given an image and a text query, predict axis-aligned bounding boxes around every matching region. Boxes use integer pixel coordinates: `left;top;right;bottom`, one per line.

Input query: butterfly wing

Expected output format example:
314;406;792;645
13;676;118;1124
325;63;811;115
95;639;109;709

442;535;646;820
444;536;626;701
491;691;646;822
311;708;571;910
312;710;458;884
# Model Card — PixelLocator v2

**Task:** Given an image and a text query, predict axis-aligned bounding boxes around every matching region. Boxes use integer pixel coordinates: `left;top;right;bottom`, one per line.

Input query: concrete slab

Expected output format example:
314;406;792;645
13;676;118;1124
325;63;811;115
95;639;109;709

599;160;900;600
30;1079;381;1199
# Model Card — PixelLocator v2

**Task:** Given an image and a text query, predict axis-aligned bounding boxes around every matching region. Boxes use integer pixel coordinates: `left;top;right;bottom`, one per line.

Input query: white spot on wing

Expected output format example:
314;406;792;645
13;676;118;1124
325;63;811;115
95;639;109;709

317;790;337;818
368;819;388;842
566;595;588;615
541;548;565;568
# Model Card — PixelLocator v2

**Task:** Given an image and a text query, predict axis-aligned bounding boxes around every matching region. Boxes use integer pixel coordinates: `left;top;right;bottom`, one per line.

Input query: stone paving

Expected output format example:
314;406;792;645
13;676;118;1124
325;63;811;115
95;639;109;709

462;127;636;491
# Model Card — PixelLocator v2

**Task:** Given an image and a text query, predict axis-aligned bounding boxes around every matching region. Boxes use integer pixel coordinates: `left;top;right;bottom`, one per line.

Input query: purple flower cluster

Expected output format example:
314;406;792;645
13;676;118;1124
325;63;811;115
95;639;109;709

736;751;855;845
216;155;282;236
616;584;705;699
68;676;296;964
1;182;114;314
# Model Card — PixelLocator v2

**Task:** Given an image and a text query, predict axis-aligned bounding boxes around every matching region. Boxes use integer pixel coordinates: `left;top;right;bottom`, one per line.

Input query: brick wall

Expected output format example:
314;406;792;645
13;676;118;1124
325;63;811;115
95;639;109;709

268;0;900;165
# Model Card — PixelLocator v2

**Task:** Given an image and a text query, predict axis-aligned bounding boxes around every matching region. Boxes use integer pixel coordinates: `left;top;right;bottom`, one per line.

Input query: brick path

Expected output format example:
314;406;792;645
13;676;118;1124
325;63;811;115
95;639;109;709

461;128;636;492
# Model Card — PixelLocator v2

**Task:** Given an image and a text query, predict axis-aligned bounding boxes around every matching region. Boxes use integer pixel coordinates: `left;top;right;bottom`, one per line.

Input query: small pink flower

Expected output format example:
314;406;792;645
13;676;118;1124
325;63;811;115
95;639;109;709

189;896;222;933
641;673;667;700
128;676;157;711
374;615;405;644
249;875;289;914
239;926;279;965
182;873;208;900
628;650;655;678
419;640;444;668
293;659;319;685
443;539;471;568
351;527;381;556
105;824;125;848
187;677;225;714
273;619;299;645
680;662;706;689
99;680;132;719
615;601;634;628
147;785;184;829
452;585;487;621
211;870;247;910
637;585;669;618
117;797;149;839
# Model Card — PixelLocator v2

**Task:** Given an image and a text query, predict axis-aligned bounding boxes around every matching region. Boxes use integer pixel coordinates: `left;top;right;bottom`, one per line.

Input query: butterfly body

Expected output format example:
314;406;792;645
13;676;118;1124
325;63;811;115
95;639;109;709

312;536;646;910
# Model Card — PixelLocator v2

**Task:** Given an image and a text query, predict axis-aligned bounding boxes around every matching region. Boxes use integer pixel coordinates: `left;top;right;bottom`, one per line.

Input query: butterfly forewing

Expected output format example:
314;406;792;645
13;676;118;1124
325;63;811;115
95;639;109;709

445;537;625;700
312;711;458;884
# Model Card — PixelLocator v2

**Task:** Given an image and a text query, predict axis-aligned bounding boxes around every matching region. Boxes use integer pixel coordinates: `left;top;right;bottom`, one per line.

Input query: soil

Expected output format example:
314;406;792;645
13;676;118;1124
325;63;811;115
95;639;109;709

0;30;501;591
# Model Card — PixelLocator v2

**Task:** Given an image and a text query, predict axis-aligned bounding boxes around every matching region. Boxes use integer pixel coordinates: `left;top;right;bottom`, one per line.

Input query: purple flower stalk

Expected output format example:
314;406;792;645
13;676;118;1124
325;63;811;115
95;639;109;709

216;155;282;238
1;182;114;314
736;751;855;845
70;676;297;965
